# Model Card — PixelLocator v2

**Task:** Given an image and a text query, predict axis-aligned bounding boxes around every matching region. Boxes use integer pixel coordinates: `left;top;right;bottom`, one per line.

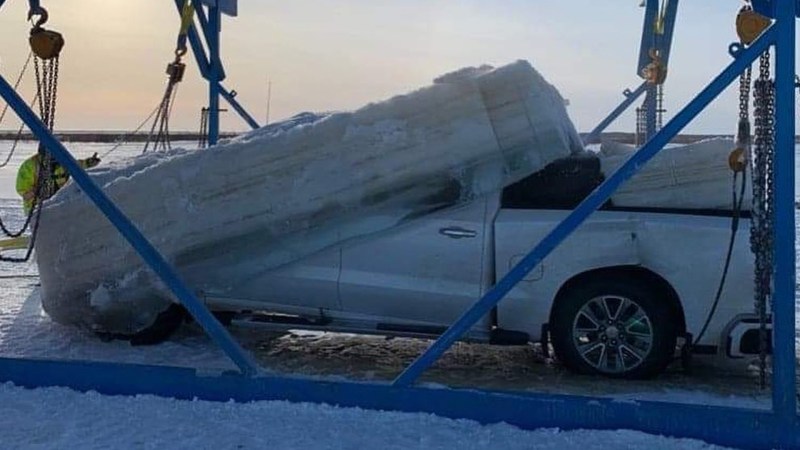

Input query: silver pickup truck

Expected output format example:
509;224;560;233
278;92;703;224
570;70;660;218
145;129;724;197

177;153;762;379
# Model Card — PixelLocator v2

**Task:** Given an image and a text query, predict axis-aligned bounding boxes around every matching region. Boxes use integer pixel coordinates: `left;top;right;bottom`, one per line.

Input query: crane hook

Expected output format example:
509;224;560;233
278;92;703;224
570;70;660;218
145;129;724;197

27;6;48;30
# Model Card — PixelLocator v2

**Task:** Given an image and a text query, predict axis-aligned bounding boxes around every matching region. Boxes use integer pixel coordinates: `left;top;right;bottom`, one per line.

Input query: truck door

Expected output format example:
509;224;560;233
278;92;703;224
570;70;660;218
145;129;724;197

339;199;488;326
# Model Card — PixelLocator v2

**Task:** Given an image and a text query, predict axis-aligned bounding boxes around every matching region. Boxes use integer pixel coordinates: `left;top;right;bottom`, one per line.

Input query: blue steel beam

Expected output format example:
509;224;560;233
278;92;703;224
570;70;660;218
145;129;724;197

220;85;260;130
207;4;222;145
637;0;660;75
0;357;797;450
770;0;796;422
583;82;647;145
638;0;679;73
0;73;260;377
657;0;679;68
394;25;777;388
190;0;226;81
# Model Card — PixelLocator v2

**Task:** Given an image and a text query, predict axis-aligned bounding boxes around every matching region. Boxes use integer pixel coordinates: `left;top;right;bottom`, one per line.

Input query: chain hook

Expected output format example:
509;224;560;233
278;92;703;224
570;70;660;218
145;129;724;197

27;6;48;30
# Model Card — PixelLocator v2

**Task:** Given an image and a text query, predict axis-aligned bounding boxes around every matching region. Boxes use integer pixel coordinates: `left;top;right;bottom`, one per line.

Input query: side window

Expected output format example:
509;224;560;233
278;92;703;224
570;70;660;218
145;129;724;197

501;153;605;210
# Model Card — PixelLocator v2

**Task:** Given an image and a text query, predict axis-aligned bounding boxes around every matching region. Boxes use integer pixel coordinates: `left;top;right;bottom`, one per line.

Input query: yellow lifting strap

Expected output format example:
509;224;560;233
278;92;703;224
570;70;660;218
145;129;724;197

174;0;195;57
180;0;195;36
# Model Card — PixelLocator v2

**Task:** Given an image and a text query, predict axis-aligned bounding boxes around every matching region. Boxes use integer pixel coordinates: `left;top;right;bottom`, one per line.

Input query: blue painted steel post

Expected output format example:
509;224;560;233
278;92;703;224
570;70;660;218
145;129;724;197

644;84;658;141
207;4;222;146
0;74;260;377
584;82;648;145
637;0;660;75
394;26;776;387
771;0;797;423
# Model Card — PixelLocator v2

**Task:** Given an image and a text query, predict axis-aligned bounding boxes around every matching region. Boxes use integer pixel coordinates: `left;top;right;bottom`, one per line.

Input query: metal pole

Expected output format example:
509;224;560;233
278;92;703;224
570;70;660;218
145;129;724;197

644;84;658;141
584;82;648;145
207;4;222;146
770;0;796;423
637;0;660;75
0;73;260;377
393;25;777;387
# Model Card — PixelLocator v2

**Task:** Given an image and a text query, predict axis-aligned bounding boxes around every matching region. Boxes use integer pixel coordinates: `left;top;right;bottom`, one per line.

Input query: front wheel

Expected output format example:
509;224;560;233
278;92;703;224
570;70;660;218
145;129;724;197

550;278;678;379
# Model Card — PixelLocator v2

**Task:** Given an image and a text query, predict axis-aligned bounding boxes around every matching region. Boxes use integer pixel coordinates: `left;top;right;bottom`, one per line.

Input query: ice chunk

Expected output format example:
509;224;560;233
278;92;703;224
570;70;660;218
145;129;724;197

35;60;583;334
599;138;750;210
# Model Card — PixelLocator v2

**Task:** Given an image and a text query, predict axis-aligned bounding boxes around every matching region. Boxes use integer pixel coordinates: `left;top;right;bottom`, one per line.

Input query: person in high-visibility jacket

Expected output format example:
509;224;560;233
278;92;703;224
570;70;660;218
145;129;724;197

16;152;101;213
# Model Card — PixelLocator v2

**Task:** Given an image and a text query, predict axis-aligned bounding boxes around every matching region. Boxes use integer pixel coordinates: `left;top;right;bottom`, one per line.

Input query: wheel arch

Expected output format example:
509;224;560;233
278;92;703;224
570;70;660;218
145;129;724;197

549;265;687;335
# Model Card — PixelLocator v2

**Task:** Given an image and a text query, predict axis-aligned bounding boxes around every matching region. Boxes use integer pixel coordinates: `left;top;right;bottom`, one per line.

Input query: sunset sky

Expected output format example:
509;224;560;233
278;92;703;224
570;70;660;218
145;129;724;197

0;1;798;134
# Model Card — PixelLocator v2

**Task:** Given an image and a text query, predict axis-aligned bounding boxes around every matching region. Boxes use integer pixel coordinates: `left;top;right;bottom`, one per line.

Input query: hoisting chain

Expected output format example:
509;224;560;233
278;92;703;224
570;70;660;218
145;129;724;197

142;0;192;154
141;63;183;154
0;53;36;170
656;84;664;131
750;50;775;390
0;11;64;262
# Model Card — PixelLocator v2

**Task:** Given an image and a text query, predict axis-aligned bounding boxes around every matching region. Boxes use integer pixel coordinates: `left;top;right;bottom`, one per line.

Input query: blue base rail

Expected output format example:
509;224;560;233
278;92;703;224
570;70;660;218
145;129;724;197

0;357;797;450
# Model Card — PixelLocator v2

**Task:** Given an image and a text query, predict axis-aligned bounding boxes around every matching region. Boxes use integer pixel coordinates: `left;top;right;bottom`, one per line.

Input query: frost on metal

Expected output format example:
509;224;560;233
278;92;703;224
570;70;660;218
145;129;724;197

35;60;583;334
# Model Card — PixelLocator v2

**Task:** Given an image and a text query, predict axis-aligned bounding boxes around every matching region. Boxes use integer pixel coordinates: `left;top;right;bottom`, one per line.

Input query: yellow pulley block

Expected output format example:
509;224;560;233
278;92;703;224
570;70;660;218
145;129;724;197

29;28;64;60
736;8;771;45
728;147;748;173
642;49;667;85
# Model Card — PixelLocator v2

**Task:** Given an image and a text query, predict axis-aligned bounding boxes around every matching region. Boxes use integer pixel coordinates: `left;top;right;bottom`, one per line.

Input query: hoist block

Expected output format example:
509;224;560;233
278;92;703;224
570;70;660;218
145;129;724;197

736;9;771;45
166;61;186;83
29;28;64;60
728;148;747;173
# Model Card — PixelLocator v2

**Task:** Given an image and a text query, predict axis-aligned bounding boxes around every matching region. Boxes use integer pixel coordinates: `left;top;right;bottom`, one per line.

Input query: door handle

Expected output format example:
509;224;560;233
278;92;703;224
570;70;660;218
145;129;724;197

439;227;478;239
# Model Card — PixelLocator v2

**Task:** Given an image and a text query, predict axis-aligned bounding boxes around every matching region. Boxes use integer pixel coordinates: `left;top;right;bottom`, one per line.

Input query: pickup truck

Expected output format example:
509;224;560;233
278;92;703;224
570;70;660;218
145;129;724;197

150;154;761;380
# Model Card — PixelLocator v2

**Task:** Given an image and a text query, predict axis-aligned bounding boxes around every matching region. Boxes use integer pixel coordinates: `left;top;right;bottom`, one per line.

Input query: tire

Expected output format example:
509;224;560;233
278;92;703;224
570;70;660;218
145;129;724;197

550;277;679;379
129;304;186;346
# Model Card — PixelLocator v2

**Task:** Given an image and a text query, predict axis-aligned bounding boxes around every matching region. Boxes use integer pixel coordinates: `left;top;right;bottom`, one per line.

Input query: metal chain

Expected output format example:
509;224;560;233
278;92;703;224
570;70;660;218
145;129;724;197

750;49;774;389
656;84;664;131
0;55;61;260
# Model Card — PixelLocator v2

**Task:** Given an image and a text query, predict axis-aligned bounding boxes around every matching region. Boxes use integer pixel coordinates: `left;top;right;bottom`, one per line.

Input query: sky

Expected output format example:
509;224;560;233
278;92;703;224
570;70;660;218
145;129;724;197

0;0;798;135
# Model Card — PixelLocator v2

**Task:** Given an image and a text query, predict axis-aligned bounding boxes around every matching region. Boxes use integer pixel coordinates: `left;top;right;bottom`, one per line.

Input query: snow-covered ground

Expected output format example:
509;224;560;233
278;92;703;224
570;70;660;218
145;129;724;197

0;140;795;448
0;383;735;450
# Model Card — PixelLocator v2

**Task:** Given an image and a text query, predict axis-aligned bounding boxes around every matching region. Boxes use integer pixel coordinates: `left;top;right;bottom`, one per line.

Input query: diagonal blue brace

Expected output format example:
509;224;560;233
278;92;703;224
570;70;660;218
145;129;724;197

394;25;777;388
173;0;260;141
0;73;260;377
583;82;647;145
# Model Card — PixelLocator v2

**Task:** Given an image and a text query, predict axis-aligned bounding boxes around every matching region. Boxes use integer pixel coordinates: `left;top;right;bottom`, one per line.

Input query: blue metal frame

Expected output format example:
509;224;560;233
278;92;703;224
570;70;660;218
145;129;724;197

585;0;679;145
0;3;797;449
0;357;797;450
583;82;647;145
171;0;259;144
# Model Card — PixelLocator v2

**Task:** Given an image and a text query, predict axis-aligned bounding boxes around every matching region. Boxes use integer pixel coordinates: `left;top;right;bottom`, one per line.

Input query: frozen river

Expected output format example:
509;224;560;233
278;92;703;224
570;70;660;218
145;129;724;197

0;139;796;410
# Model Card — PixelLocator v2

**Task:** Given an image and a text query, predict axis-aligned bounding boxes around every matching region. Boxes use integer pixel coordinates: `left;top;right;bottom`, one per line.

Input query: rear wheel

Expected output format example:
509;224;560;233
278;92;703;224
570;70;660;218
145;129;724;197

550;278;678;379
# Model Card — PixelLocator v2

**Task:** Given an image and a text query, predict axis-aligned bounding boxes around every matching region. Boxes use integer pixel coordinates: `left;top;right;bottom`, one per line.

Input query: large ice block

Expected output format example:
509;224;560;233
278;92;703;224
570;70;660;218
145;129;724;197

35;60;583;334
599;138;751;210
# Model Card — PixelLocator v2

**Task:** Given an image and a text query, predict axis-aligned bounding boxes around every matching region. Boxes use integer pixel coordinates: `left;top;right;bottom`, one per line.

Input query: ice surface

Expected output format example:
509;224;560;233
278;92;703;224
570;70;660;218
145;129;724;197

0;383;733;450
599;138;752;210
35;60;583;334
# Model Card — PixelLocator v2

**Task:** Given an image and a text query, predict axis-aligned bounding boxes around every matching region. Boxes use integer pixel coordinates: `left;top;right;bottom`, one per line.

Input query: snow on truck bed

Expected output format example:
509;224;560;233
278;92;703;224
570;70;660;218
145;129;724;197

35;60;583;335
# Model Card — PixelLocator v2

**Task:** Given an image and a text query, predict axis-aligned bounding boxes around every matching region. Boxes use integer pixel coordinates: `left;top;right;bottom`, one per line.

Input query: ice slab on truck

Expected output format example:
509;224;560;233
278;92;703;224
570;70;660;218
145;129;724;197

599;138;752;210
35;60;583;335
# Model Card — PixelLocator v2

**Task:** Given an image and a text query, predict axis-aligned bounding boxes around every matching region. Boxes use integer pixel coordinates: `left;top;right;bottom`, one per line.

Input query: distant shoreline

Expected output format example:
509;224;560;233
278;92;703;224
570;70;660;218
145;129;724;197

0;131;798;144
0;131;239;143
